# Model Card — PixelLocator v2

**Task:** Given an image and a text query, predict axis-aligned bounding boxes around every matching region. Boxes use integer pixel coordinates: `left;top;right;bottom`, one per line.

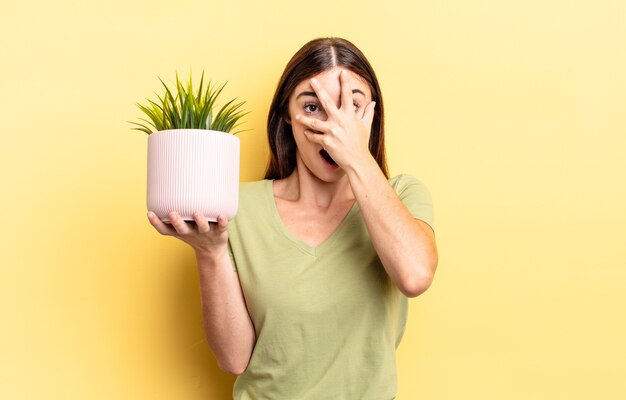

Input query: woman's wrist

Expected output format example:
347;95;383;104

195;245;229;265
344;151;379;181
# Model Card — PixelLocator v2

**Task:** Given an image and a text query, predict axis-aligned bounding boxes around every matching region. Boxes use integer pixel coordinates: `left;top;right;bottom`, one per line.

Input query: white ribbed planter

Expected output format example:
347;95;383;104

147;129;239;223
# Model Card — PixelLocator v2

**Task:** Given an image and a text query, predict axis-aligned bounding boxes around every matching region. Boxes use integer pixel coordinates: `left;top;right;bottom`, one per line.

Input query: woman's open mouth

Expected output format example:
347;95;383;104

320;149;338;167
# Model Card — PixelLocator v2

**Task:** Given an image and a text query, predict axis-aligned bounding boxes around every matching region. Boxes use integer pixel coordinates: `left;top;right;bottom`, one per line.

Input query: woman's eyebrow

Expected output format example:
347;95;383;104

296;91;317;99
296;89;366;100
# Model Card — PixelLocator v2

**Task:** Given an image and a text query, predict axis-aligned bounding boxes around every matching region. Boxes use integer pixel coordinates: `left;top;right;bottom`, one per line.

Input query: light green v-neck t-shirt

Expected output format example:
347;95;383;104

227;175;434;400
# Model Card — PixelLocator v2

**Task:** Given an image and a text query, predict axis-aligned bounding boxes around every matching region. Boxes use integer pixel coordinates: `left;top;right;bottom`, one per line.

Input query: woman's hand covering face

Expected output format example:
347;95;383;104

294;69;376;172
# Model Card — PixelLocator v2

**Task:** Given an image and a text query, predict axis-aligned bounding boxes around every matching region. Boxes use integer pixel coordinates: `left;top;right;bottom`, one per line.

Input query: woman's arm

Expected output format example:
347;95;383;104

296;71;438;297
344;157;438;297
148;211;255;374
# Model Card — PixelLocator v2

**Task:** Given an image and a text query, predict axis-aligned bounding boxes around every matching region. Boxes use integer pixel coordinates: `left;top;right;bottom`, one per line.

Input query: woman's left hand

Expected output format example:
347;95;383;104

295;70;376;172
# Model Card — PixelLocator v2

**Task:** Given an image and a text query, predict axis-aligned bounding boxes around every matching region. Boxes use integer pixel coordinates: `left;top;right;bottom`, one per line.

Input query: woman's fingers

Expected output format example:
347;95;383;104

147;211;178;236
215;215;229;234
303;129;325;147
339;70;354;111
296;114;329;134
362;101;376;131
356;103;366;120
193;211;211;234
150;210;227;236
168;211;191;235
310;78;340;118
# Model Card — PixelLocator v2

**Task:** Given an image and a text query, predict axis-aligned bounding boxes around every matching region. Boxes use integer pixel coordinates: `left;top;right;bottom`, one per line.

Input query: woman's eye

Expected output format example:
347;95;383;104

353;102;360;111
304;103;321;113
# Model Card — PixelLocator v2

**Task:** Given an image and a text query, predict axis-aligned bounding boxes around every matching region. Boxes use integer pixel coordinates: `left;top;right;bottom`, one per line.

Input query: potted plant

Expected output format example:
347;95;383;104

131;71;248;223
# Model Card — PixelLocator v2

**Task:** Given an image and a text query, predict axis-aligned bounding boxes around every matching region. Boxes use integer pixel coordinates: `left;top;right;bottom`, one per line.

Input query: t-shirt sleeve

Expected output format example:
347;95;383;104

390;174;435;232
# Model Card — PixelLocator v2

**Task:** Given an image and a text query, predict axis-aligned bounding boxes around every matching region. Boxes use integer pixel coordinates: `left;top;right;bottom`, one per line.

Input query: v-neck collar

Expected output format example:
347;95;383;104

264;179;359;257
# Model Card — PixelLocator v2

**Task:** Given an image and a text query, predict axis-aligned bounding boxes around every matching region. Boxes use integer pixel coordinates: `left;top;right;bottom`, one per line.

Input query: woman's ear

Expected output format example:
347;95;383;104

284;115;291;125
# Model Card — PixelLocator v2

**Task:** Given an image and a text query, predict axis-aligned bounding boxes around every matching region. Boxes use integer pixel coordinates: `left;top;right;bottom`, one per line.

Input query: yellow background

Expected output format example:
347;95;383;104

1;0;625;398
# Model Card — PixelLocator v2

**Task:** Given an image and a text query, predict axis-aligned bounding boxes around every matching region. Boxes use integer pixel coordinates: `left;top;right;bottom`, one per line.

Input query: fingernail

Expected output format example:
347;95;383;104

147;211;154;218
311;78;318;86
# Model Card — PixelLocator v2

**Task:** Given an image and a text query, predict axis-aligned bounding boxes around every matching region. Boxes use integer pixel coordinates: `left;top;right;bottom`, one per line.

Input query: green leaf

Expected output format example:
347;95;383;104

131;70;248;134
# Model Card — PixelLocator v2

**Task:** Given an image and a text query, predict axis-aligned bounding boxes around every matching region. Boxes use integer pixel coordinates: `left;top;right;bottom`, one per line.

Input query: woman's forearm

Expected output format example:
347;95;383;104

346;155;438;297
146;211;255;373
195;249;255;375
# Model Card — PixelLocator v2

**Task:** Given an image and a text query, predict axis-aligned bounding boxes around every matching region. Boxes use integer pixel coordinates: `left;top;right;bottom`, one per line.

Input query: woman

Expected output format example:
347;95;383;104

147;37;438;399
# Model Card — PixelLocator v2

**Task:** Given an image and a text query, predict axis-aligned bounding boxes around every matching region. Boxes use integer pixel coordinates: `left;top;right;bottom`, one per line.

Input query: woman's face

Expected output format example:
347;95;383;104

286;67;372;182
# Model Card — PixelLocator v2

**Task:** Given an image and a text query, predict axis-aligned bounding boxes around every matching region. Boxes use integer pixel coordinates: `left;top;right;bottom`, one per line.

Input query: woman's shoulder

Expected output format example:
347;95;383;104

236;179;272;210
240;179;270;193
389;174;434;230
388;174;430;193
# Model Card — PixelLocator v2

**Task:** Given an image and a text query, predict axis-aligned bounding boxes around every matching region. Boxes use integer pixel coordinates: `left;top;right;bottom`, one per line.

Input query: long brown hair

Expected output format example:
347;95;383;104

264;37;388;179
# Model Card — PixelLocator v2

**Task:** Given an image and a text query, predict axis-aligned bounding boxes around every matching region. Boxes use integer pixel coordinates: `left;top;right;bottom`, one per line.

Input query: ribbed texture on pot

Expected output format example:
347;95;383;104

147;129;240;223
